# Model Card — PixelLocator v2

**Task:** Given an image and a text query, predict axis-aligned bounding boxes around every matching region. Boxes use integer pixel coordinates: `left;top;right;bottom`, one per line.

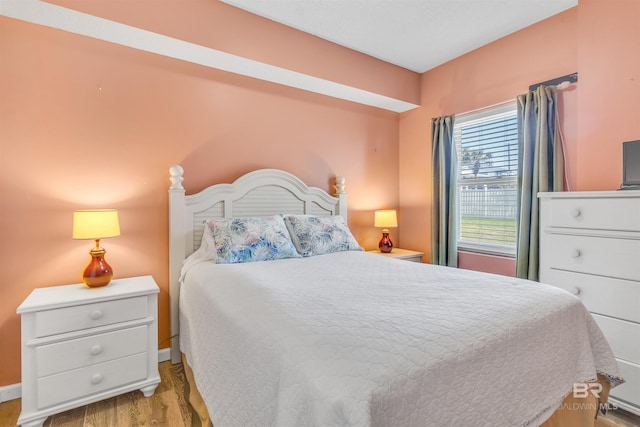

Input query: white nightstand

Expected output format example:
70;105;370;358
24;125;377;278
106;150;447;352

367;248;424;263
17;276;160;427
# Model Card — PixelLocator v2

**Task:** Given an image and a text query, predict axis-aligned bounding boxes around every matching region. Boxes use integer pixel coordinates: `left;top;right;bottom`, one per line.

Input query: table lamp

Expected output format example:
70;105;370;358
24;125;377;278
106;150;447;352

374;209;398;253
73;209;120;288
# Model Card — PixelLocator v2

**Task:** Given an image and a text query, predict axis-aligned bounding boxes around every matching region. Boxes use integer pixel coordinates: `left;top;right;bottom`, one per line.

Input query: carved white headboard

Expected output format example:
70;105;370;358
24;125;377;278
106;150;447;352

168;165;347;362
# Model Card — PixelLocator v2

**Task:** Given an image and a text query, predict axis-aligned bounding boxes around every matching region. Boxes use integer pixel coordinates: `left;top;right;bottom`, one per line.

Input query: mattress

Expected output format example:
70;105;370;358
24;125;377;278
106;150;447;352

179;251;623;427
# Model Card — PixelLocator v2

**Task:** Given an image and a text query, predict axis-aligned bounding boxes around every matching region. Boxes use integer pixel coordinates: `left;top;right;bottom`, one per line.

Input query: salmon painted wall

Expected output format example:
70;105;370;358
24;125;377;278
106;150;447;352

399;0;640;272
0;4;414;386
399;8;579;272
576;0;640;189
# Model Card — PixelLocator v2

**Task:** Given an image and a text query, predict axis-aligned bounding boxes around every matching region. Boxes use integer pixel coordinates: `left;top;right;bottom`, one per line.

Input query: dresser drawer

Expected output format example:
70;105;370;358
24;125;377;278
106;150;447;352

547;197;640;231
36;326;148;377
547;234;640;282
35;296;148;337
611;359;640;408
592;314;640;364
37;352;147;409
539;270;640;323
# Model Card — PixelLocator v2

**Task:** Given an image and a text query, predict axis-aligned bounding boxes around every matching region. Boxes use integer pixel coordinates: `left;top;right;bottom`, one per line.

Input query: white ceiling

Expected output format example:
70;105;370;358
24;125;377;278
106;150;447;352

221;0;577;73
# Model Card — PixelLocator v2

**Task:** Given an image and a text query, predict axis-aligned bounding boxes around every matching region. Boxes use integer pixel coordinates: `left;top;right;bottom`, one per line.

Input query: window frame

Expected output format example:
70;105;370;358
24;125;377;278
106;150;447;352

454;102;518;258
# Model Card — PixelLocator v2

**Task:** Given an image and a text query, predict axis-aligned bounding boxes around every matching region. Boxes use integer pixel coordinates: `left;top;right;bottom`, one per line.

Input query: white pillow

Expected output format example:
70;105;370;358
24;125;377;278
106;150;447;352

179;225;217;281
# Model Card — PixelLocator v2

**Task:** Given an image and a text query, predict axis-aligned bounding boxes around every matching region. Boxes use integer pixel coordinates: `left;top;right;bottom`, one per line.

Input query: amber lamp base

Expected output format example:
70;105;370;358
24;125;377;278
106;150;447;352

82;243;113;288
378;230;393;253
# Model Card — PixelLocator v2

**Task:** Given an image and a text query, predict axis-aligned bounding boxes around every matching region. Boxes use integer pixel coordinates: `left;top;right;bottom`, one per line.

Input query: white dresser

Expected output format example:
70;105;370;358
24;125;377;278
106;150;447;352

539;191;640;415
17;276;160;427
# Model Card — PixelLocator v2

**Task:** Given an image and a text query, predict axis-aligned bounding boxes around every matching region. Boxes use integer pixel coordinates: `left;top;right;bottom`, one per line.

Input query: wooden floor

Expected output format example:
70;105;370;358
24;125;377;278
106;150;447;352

598;408;640;427
0;361;193;427
1;361;638;426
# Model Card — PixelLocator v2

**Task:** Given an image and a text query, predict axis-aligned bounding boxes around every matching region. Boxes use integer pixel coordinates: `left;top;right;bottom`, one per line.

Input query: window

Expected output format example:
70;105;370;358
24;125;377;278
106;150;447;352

454;102;518;256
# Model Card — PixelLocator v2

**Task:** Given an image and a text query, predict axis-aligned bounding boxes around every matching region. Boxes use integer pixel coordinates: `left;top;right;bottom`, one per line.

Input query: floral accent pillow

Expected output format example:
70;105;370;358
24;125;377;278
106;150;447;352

205;216;301;264
283;215;363;257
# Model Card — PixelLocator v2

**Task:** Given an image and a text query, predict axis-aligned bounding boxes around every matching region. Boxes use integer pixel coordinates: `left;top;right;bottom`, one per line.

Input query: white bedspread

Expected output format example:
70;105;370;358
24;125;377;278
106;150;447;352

179;251;622;427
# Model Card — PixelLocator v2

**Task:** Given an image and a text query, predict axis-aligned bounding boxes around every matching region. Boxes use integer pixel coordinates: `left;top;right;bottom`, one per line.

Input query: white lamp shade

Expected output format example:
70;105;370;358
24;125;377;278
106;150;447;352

374;209;398;228
73;209;120;240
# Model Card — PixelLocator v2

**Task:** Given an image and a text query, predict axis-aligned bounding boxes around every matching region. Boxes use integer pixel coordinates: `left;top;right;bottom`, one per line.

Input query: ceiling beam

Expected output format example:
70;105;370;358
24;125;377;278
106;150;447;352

0;0;419;113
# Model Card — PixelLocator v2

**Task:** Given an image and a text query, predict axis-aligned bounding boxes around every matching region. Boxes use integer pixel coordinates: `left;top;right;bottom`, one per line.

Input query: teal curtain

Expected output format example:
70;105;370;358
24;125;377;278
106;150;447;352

430;115;458;267
516;86;565;280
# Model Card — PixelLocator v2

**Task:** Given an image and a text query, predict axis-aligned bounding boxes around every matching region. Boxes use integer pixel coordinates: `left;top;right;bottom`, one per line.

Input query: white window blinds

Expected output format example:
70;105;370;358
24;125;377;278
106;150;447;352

454;102;518;256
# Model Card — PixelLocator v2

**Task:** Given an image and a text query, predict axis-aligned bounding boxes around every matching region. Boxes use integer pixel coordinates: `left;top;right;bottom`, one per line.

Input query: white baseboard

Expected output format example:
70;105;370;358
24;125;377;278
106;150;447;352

158;347;171;363
0;383;21;404
1;348;172;403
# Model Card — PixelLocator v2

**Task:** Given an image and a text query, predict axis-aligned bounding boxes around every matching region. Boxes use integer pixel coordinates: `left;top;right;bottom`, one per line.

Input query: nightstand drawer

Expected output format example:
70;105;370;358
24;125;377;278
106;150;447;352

36;326;148;377
35;296;148;337
37;352;148;409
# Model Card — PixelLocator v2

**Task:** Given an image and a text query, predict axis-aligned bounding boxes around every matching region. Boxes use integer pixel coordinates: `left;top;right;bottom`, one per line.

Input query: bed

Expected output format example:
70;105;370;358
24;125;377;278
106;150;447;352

168;166;623;427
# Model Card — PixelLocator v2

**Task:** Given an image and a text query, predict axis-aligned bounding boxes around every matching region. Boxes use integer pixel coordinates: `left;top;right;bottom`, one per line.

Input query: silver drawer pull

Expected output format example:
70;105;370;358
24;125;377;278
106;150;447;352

570;287;581;296
90;310;103;320
91;373;103;385
90;344;103;355
571;249;582;258
571;208;582;218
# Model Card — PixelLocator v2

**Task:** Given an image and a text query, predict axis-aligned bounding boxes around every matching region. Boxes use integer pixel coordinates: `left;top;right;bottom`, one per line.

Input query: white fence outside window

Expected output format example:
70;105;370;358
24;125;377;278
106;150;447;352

459;185;517;219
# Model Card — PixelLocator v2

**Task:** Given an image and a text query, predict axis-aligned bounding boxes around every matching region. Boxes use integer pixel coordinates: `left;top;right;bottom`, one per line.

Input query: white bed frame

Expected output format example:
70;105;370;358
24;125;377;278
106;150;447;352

168;165;348;363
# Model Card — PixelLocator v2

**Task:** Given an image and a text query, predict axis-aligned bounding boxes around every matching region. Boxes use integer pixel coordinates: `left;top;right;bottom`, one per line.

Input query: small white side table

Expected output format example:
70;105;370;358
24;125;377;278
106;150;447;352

17;276;160;427
367;248;424;263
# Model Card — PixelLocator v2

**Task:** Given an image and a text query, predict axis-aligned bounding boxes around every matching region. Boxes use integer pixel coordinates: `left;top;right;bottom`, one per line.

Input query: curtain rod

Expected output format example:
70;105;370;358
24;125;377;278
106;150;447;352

449;72;578;118
529;72;578;91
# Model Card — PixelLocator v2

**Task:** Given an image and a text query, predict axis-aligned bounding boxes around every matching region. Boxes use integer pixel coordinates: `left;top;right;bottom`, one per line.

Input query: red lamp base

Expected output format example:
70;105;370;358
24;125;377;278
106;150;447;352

82;247;113;288
378;231;393;253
